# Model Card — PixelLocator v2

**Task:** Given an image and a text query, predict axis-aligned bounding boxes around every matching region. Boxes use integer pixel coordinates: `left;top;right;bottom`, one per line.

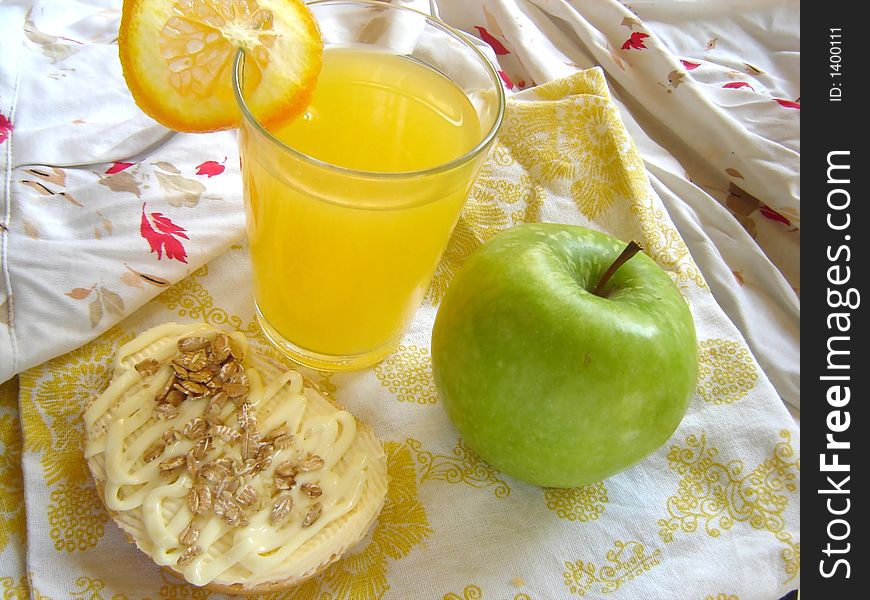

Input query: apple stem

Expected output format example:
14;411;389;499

592;241;642;297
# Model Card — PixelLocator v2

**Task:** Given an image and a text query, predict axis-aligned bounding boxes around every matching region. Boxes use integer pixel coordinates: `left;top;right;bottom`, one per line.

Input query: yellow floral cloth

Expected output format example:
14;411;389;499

1;71;799;599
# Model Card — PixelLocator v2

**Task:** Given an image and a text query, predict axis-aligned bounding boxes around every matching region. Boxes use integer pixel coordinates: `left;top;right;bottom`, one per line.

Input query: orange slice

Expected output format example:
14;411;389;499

119;0;322;132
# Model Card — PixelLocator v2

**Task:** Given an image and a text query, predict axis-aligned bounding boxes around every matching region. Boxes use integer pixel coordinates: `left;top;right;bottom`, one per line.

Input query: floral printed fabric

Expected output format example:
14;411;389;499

0;1;800;414
8;70;799;600
436;0;801;414
1;0;799;598
0;0;245;383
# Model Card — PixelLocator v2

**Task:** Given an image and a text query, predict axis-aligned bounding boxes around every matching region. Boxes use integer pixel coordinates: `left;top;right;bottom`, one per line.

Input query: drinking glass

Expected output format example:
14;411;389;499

234;0;505;370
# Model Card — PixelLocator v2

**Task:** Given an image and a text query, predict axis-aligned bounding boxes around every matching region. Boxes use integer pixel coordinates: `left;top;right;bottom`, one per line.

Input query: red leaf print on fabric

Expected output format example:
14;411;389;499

722;81;754;90
680;60;701;70
759;204;791;226
140;203;189;263
775;98;801;109
105;161;134;174
0;112;12;144
474;26;510;55
195;160;226;177
497;70;513;89
621;32;650;50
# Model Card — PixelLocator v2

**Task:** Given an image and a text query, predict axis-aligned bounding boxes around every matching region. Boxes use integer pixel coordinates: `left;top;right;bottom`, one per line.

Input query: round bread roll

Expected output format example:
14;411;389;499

83;322;388;594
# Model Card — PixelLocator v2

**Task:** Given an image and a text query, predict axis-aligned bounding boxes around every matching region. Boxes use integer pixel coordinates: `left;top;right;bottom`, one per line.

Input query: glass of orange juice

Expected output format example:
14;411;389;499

233;0;505;371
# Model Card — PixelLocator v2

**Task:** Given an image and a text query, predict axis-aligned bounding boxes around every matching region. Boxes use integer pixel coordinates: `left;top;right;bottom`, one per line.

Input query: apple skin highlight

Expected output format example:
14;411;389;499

431;223;698;488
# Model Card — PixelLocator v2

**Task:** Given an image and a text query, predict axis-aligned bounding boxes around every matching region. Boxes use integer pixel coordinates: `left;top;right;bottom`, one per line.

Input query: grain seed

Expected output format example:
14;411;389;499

238;402;257;431
183;350;209;372
179;523;199;546
182;417;208;440
218;498;247;527
178;336;210;353
256;443;274;466
216;476;240;497
199;460;230;483
211;424;241;443
176;545;200;567
274;475;296;491
185;451;200;475
164;389;186;406
271;433;294;451
179;379;209;397
155;374;176;402
211;334;232;363
155;403;179;420
271;490;294;524
223;382;249;399
302;502;322;528
143;442;165;463
188;368;214;384
171;362;190;379
135;358;160;377
192;435;212;460
274;460;298;479
158;455;185;476
235;484;258;507
220;360;243;381
297;454;325;473
301;483;322;498
187;484;212;514
240;428;260;461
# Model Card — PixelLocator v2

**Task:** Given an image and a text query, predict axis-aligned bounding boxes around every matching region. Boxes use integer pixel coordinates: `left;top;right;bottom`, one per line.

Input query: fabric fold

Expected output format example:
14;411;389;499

14;67;799;600
0;1;800;596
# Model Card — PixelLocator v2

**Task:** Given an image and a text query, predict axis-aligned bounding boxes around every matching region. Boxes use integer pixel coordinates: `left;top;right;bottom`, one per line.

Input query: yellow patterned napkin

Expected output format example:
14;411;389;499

7;69;799;599
0;376;26;597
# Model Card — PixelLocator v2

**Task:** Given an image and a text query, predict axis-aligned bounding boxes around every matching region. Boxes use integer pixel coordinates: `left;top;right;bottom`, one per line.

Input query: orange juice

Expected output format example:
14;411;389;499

240;46;489;368
271;48;482;172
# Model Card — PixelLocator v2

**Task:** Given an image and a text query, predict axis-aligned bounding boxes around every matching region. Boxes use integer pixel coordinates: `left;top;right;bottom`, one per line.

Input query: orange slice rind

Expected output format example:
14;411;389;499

119;0;322;133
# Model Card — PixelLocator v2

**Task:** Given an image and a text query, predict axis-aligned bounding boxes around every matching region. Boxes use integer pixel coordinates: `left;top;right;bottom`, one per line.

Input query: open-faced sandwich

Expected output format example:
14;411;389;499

83;322;387;594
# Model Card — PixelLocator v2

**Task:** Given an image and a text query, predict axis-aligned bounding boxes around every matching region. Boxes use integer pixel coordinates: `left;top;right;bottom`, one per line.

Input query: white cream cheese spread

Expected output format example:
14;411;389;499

83;322;387;590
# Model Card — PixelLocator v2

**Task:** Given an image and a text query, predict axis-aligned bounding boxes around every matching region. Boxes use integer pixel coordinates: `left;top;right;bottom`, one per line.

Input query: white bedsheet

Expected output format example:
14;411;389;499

430;0;801;417
0;0;800;418
0;1;801;597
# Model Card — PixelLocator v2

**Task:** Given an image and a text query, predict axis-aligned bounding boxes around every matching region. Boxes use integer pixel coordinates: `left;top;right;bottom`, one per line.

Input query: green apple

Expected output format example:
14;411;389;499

431;223;697;488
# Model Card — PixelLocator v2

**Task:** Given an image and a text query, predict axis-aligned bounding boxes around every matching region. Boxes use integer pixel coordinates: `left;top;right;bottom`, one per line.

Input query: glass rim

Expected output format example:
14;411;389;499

232;0;506;180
